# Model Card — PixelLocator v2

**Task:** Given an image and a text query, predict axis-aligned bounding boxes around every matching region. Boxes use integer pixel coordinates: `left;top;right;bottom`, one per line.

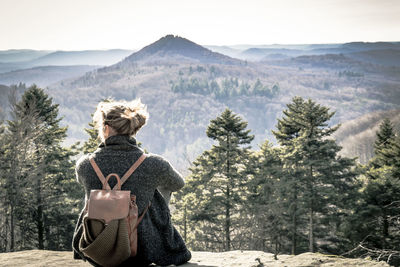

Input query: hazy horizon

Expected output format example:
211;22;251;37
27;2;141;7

1;0;399;50
1;38;399;53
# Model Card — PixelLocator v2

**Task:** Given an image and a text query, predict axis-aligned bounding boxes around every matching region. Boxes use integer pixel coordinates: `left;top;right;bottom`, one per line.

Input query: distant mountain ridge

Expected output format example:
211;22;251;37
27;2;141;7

341;41;400;51
267;49;400;68
0;49;52;63
346;49;400;67
2;36;400;169
0;65;99;87
0;49;134;73
239;41;400;62
43;35;400;170
31;49;134;66
2;40;399;70
119;35;242;65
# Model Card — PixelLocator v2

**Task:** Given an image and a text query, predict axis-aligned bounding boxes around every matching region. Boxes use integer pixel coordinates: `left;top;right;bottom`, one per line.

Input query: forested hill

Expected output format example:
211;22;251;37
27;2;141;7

0;49;134;73
0;65;99;88
1;37;400;264
116;34;242;65
334;109;400;164
46;35;400;169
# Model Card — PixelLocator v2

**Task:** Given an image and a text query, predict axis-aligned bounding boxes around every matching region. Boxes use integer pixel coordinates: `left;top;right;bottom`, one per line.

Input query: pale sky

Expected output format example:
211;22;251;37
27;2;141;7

1;0;399;50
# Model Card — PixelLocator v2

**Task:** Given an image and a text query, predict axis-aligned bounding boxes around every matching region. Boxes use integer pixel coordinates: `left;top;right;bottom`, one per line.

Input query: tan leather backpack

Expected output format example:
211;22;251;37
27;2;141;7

79;154;149;267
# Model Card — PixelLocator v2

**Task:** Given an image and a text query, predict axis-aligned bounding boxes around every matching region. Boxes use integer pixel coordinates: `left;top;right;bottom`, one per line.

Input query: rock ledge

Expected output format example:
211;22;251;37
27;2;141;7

0;250;390;267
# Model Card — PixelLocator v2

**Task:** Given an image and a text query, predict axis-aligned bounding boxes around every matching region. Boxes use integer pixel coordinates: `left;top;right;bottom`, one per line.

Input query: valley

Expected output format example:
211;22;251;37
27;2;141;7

1;35;399;170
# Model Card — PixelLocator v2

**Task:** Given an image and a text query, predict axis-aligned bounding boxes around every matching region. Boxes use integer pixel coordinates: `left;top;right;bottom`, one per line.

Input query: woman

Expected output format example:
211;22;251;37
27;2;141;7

72;99;191;266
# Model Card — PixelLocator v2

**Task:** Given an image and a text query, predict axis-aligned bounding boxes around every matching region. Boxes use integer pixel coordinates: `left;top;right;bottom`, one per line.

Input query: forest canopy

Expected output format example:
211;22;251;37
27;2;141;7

0;86;399;265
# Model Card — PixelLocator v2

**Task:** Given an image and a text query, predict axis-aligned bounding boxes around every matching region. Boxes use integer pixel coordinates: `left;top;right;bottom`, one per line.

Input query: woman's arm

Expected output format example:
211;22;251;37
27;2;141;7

155;156;185;192
75;156;86;185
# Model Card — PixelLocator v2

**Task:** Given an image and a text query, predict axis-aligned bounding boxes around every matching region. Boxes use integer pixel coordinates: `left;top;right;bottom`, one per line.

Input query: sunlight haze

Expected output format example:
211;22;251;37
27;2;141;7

0;0;399;50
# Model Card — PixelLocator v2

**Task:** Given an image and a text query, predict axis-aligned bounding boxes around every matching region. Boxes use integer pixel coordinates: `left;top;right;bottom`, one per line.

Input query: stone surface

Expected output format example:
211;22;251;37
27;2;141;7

0;250;391;267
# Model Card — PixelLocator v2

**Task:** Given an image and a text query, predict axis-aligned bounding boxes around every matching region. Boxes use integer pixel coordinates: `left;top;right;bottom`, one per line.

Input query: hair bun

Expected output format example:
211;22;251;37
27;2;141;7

93;98;149;141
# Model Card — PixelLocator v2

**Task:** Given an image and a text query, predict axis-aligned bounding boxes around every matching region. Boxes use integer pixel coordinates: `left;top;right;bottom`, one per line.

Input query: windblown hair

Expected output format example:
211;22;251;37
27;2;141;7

93;99;148;141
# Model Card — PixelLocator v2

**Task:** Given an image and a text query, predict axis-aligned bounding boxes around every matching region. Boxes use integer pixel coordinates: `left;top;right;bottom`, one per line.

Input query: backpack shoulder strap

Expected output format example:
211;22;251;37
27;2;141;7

136;202;151;228
89;158;111;190
119;154;147;187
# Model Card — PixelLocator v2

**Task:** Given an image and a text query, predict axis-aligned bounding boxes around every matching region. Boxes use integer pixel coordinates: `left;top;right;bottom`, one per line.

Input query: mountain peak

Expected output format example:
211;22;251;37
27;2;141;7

140;35;205;54
121;35;241;65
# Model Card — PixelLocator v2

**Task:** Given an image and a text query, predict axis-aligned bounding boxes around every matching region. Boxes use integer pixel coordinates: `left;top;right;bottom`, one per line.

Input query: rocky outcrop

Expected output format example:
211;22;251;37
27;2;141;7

0;250;390;267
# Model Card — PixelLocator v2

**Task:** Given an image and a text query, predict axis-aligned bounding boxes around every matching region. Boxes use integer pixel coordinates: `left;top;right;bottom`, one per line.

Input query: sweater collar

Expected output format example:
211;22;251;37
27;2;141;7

99;135;138;150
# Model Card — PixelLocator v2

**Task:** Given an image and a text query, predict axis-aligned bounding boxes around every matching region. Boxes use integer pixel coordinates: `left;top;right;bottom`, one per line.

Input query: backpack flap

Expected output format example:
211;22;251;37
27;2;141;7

88;189;131;224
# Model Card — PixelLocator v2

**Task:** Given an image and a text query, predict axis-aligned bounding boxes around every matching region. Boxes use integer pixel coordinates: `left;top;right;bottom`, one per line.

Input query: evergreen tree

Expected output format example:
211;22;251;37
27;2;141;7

82;120;99;154
177;151;222;250
205;108;254;250
277;138;308;254
20;85;67;249
272;97;357;253
246;140;286;255
272;96;307;254
381;134;400;179
1;85;82;251
182;109;254;251
0;122;5;251
273;96;305;144
370;118;396;169
2;91;45;251
355;119;400;261
375;118;395;151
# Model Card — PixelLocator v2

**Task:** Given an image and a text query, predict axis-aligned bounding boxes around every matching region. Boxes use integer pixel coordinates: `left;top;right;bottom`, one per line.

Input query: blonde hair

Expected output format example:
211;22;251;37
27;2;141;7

93;98;148;141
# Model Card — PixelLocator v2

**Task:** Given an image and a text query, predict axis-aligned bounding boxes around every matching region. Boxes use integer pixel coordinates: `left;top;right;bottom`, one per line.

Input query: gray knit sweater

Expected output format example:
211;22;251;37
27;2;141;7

72;135;191;266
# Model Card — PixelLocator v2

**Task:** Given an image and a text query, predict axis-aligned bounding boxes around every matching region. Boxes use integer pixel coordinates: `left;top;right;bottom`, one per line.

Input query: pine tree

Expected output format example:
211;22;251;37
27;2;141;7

2;91;45;250
358;119;400;257
273;96;305;145
371;118;395;168
179;150;222;250
82;120;99;154
272;96;307;254
375;118;395;151
206;108;254;250
182;108;254;251
381;134;400;179
1;85;82;251
246;140;286;255
19;85;68;249
0;120;11;251
272;97;357;253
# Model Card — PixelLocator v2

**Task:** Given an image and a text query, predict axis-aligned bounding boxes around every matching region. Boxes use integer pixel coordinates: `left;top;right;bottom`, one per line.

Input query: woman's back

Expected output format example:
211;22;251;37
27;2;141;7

72;99;191;266
76;135;184;213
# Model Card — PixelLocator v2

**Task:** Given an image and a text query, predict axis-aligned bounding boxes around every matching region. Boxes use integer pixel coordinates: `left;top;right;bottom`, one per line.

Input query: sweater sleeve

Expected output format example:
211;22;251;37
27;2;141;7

154;156;185;192
75;155;89;185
